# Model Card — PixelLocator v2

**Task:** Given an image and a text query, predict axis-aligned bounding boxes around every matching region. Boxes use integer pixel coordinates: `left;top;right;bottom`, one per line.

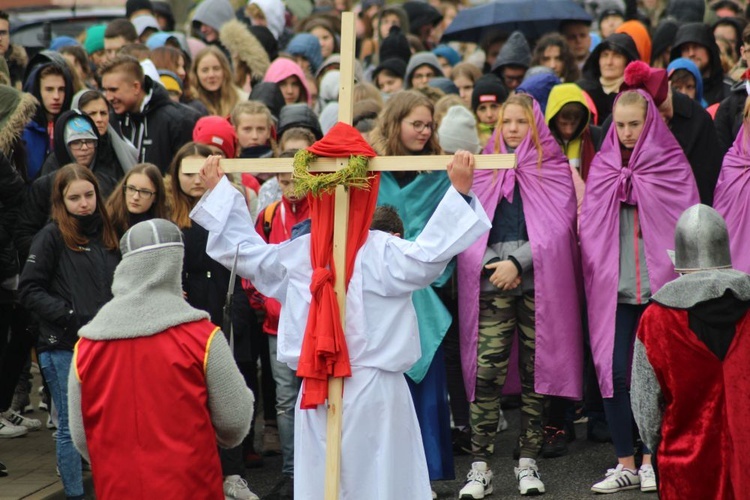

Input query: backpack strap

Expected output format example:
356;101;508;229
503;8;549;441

262;201;281;240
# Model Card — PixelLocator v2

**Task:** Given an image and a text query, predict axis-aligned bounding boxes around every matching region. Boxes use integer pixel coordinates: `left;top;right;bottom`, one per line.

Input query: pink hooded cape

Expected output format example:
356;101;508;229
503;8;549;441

457;99;584;401
579;89;699;398
263;58;312;106
714;124;750;274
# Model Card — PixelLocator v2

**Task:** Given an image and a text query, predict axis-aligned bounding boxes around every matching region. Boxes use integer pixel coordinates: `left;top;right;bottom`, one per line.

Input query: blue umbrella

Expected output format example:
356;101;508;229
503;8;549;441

441;0;592;43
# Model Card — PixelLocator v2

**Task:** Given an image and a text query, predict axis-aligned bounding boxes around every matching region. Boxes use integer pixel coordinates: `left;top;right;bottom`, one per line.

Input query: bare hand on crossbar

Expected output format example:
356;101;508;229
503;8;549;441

447;151;475;195
199;155;225;191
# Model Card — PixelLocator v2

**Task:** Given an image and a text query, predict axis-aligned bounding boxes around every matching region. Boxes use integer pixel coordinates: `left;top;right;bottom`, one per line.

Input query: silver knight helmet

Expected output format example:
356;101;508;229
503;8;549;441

120;218;184;258
673;204;732;273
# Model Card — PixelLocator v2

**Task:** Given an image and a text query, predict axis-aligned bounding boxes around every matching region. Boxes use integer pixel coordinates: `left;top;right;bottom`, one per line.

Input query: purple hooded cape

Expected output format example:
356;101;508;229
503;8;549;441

714;125;750;274
579;89;699;398
457;99;583;401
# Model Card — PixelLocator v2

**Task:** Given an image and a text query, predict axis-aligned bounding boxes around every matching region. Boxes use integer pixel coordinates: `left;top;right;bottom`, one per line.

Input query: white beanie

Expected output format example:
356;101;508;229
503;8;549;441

438;106;481;154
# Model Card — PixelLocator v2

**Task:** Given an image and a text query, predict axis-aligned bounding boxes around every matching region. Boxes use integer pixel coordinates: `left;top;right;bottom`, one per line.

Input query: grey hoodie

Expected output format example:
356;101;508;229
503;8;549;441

405;52;444;88
492;31;532;72
193;0;236;32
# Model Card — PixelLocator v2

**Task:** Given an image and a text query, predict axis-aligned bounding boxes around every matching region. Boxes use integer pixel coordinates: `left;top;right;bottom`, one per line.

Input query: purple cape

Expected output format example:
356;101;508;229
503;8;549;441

714;124;750;274
457;99;583;401
579;89;699;398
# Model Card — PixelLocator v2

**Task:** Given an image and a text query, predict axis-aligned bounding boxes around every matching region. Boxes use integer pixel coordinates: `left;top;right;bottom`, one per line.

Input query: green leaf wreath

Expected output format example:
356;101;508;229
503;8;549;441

292;150;373;197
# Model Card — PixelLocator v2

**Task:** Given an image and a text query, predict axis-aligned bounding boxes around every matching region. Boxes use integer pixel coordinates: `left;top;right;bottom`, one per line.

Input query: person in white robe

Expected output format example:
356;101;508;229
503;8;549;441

190;152;491;500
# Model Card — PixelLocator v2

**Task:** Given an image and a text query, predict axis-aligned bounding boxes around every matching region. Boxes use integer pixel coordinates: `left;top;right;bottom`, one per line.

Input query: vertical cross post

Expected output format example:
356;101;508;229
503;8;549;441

325;11;356;500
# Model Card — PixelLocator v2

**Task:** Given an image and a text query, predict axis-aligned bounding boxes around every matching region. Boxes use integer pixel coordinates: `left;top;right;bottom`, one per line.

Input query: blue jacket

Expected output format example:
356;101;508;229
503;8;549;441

22;120;50;183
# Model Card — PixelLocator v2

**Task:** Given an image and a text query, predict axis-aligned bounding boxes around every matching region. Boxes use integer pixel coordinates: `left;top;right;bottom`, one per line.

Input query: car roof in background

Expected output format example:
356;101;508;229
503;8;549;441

8;6;125;49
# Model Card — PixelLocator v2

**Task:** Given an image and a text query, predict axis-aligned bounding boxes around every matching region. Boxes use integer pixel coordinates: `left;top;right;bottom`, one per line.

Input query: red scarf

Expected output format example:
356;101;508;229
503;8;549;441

295;122;381;409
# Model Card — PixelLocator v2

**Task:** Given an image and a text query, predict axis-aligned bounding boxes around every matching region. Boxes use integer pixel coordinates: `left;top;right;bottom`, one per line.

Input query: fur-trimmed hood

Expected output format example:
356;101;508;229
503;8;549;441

0;86;37;156
219;19;270;82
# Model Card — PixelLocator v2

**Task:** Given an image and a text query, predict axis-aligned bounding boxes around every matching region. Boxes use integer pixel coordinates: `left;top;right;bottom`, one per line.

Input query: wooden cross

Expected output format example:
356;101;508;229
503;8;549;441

184;12;514;499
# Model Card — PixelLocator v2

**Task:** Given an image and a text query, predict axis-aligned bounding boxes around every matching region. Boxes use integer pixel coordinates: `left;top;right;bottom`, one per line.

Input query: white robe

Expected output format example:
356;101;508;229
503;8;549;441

191;176;491;500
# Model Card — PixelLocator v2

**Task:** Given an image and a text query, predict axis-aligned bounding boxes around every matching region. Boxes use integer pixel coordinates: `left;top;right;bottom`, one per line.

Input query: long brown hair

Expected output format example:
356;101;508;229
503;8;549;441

168;142;213;229
106;163;169;237
190;46;240;116
51;164;119;251
370;90;441;156
151;46;196;102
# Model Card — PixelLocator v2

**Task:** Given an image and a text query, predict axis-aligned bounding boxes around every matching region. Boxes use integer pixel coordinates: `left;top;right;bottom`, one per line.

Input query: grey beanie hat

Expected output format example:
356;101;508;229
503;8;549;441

492;31;532;72
438;105;481;154
192;0;235;32
405;52;445;88
121;219;184;258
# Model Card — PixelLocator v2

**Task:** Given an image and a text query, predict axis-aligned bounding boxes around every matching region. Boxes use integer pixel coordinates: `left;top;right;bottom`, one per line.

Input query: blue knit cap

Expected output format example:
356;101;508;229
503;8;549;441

432;44;461;67
285;34;323;74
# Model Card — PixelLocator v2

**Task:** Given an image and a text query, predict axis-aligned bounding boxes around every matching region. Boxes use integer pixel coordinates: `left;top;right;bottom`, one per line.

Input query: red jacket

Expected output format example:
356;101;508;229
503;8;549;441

638;305;750;500
243;195;310;335
74;320;224;499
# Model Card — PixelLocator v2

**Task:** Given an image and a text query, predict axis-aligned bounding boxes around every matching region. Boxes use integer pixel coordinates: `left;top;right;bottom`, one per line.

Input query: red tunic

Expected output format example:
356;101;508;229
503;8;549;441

74;320;224;500
637;305;750;500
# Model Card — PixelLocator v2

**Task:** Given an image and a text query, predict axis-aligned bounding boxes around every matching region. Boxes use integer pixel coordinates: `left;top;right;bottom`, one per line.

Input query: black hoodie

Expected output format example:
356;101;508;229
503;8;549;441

577;33;640;124
669;23;731;106
111;76;201;174
15;112;118;261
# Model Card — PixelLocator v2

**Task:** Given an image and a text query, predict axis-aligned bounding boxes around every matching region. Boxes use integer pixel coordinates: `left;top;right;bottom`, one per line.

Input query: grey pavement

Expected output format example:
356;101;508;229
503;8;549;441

2;374;648;499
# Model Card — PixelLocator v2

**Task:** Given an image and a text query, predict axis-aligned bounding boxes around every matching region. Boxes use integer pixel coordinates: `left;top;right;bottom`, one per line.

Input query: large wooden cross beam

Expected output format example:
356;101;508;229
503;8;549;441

183;12;514;499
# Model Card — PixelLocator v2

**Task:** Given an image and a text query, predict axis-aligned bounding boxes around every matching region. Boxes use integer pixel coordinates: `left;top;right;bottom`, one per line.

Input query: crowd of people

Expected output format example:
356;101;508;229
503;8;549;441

0;0;749;498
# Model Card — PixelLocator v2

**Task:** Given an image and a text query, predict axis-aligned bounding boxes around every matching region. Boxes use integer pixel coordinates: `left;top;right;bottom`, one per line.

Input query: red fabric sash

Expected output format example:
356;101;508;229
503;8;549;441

296;122;381;409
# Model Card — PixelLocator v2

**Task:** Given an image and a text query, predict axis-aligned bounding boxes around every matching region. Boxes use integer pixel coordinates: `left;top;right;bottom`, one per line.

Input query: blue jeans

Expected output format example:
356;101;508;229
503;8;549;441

39;350;83;498
268;335;300;477
602;304;652;458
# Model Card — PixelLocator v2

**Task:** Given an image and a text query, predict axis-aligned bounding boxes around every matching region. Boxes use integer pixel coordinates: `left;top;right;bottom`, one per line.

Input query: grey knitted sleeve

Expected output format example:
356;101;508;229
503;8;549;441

631;338;663;453
67;362;90;462
205;330;255;448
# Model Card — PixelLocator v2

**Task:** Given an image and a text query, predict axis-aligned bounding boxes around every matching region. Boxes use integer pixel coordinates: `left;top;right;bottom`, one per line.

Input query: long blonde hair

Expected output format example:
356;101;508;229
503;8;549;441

190;46;240;116
167;142;213;229
494;94;543;169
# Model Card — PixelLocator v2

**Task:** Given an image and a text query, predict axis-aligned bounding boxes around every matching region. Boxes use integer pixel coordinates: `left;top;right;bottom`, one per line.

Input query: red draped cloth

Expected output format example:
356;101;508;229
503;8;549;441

295;122;381;409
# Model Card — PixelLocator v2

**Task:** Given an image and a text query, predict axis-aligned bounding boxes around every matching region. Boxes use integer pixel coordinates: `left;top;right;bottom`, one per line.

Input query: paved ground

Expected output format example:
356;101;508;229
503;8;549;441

2;373;650;499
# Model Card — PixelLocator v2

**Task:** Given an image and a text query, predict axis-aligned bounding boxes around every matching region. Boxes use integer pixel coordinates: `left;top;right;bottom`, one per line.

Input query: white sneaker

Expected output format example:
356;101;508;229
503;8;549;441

591;464;640;493
639;464;657;493
497;409;509;432
1;410;42;431
46;415;56;429
0;416;28;438
459;461;493;499
515;459;545;495
223;475;259;500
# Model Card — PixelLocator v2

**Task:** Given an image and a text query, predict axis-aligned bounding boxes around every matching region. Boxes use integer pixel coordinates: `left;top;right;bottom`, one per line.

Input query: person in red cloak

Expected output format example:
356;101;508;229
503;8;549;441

632;204;750;500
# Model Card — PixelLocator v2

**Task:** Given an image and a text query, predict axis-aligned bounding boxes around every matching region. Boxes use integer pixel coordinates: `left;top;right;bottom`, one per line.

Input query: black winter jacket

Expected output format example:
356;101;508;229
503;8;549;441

714;79;746;157
578;33;640;124
0;153;25;304
14;169;118;262
18;217;119;352
599;91;722;205
111;76;201;174
670;23;731;107
40;110;123;182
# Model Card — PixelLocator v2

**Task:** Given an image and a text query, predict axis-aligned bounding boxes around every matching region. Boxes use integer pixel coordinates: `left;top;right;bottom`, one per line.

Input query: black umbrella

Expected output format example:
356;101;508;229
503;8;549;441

441;0;592;43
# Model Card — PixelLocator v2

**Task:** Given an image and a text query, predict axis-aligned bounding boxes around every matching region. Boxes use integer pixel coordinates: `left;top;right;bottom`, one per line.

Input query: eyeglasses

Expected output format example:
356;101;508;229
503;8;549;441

69;139;96;150
124;185;156;199
404;120;435;133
